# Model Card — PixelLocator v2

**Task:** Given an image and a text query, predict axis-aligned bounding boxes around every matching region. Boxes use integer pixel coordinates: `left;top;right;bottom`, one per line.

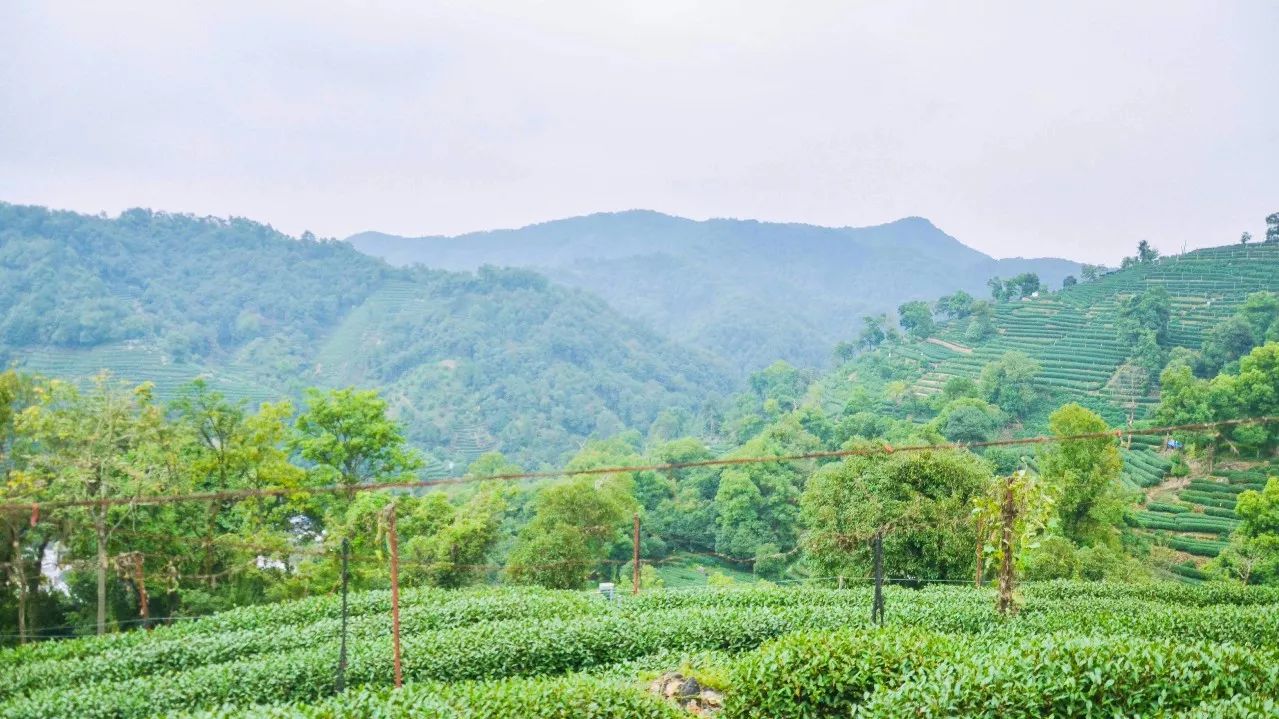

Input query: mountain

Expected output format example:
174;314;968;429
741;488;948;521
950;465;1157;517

349;211;1083;373
0;203;733;468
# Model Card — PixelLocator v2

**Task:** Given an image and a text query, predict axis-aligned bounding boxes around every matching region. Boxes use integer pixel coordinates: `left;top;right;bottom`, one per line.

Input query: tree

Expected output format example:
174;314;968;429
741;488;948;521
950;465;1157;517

1080;264;1103;282
897;301;935;339
17;374;168;634
1266;212;1279;244
980;351;1042;417
964;301;996;343
748;361;809;413
988;274;1041;303
1241;231;1252;245
935;291;975;321
291;387;421;489
1136;240;1159;263
404;486;507;588
1037;404;1125;546
1061;275;1078;288
987;276;1007;302
1117;287;1171;348
0;371;44;642
858;314;888;350
1198;316;1259;376
1212;478;1279;584
802;449;992;581
1239;292;1279;343
506;473;635;588
712;418;818;561
935;398;1002;444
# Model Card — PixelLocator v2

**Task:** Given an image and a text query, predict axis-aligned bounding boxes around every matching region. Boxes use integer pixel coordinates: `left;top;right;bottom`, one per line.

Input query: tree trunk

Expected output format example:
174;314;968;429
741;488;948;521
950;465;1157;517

10;532;26;644
95;510;108;635
996;476;1017;616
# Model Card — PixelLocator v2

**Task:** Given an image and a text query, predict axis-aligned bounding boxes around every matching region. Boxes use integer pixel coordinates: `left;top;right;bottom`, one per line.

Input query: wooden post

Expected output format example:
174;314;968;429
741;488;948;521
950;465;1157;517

632;513;641;595
387;504;403;689
974;515;985;588
336;537;349;693
871;531;885;625
996;475;1017;616
132;554;150;628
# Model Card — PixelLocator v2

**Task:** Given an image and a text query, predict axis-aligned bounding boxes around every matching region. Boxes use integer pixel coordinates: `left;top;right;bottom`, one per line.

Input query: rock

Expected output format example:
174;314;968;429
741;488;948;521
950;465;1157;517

676;677;701;698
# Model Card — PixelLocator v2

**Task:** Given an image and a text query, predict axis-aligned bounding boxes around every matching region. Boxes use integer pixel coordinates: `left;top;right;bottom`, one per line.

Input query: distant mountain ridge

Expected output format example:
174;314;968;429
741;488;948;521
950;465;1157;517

350;211;1082;372
0;203;733;467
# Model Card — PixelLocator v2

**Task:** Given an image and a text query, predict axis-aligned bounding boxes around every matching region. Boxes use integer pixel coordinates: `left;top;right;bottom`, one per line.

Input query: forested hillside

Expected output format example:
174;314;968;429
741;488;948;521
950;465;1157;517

350;211;1083;372
0;203;732;467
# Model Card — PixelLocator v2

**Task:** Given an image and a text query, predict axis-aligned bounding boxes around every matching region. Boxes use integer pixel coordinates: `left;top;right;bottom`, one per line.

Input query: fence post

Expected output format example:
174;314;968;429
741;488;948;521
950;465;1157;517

632;513;641;595
974;515;984;588
336;537;349;693
387;503;403;689
871;530;885;625
996;475;1017;615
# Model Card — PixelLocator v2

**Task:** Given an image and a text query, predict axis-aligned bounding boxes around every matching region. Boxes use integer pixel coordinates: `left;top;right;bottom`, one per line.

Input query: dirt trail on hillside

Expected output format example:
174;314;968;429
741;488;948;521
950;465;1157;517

926;337;973;354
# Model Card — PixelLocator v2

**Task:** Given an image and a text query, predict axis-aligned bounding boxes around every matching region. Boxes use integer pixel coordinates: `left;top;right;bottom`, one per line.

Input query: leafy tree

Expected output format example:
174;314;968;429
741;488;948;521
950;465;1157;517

505;473;635;589
857;314;889;350
833;341;857;363
404;486;507;588
1080;264;1103;282
801;449;992;580
987;274;1041;303
987;276;1007;302
1239;292;1279;342
0;371;46;642
1117;287;1172;347
963;301;996;343
748;361;809;413
1266;212;1279;243
1037;404;1125;547
712;417;819;561
939;376;981;404
934;291;975;320
1137;240;1160;263
979;351;1042;417
17;374;169;634
1212;478;1279;584
1241;231;1252;245
1198;316;1259;376
897;301;935;339
935;398;1002;443
291;387;421;489
1061;275;1078;288
1023;535;1079;580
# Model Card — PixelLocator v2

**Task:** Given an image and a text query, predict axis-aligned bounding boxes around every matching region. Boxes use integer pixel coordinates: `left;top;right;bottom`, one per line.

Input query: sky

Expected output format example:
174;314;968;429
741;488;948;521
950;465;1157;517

1;1;1275;264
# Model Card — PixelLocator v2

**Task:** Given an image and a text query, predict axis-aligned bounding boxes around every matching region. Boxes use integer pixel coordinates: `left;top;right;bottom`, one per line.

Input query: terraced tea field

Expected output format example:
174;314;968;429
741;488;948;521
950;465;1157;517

1135;460;1275;571
17;343;277;405
2;582;1276;718
909;243;1279;426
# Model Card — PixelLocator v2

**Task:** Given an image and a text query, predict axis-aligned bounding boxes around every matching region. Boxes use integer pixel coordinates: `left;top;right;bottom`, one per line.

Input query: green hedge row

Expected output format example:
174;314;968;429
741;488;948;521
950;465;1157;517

0;605;874;719
0;591;601;702
856;634;1279;719
177;676;685;719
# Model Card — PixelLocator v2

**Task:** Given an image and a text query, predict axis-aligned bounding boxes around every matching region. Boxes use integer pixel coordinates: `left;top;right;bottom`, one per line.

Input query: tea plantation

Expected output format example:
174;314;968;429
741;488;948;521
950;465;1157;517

2;582;1277;718
909;243;1279;428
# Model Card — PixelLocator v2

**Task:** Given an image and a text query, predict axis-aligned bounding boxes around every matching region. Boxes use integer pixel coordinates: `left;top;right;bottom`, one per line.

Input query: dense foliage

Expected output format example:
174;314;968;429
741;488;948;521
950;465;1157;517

0;203;733;467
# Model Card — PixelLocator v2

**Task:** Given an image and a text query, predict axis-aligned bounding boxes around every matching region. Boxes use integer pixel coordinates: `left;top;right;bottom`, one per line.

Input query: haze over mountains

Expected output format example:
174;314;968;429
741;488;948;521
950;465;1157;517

350;211;1083;371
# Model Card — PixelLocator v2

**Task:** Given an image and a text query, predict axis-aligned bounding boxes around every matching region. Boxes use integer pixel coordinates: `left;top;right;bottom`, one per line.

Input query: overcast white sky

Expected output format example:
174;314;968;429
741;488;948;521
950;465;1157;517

1;1;1275;264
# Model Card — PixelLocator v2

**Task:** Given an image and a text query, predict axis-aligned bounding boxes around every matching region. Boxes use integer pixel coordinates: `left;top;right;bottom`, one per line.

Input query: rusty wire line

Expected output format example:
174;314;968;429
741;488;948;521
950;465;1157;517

0;416;1271;514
